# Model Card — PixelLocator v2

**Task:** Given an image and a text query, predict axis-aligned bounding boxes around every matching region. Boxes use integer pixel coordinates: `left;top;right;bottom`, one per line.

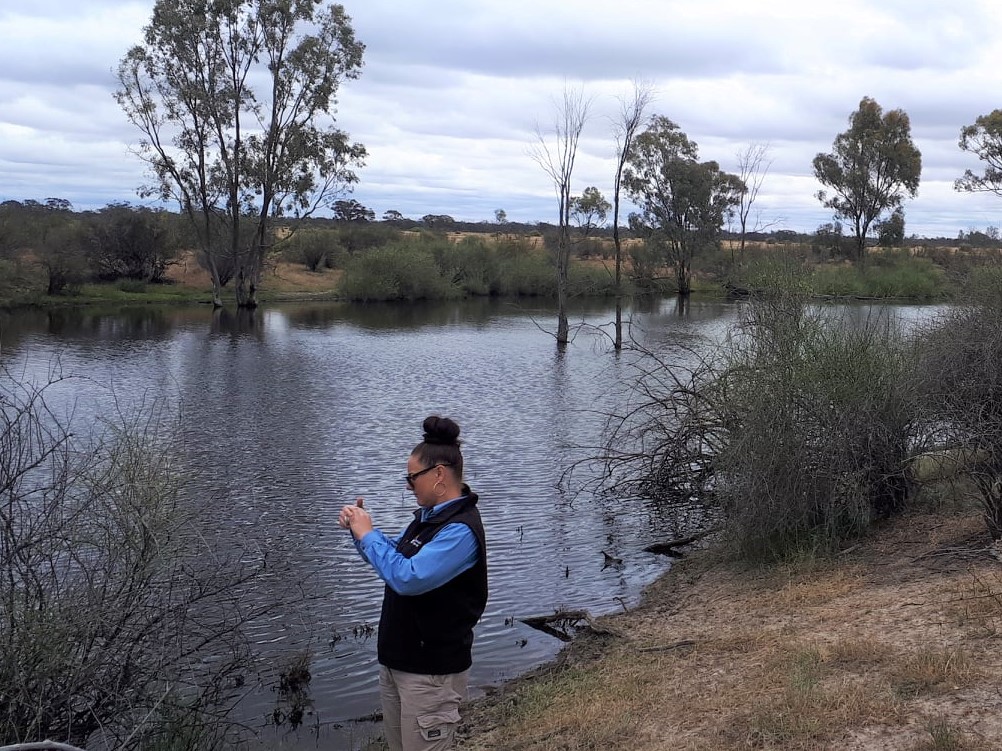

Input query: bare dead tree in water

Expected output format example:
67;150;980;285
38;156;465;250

530;85;591;347
611;81;654;350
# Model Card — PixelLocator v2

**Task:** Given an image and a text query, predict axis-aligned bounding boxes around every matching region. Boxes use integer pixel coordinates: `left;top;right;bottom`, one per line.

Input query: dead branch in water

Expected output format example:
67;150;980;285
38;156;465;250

519;610;621;641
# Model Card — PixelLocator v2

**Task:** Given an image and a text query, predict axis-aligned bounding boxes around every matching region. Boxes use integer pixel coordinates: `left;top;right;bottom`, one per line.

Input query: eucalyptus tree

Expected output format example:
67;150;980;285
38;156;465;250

530;85;591;346
116;0;366;307
611;81;653;349
333;199;375;222
956;109;1002;197
570;186;610;235
623;116;743;296
813;97;921;264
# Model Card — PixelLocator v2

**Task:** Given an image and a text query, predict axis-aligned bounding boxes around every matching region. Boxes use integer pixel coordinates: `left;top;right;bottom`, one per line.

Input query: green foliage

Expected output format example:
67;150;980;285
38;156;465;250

337;234;617;302
87;204;179;282
433;236;502;295
333;199;375;223
713;296;917;559
956;109;1002;197
40;222;89;296
116;0;366;305
730;247;813;296
600;285;918;563
876;208;906;247
811;221;851;260
810;253;947;300
338;242;461;302
624;116;744;294
335;223;400;257
914;267;1002;538
813;97;922;261
494;237;559;296
570;186;611;233
283;228;341;271
627;238;676;293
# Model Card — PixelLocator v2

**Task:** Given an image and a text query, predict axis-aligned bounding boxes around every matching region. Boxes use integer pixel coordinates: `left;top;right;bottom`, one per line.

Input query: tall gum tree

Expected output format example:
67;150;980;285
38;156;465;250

956;109;1002;197
623;116;743;297
116;0;366;308
813;96;921;264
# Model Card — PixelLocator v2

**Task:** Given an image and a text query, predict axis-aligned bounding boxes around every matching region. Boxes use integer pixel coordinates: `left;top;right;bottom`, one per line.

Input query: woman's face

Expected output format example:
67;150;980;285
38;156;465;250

406;454;441;508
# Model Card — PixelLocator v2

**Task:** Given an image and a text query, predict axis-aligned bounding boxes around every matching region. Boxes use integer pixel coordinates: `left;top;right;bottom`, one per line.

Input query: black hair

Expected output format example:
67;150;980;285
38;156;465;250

412;415;463;478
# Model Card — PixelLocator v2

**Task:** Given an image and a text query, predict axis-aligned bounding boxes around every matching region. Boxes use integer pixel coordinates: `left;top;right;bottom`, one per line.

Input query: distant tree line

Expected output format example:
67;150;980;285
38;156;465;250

0;199;183;296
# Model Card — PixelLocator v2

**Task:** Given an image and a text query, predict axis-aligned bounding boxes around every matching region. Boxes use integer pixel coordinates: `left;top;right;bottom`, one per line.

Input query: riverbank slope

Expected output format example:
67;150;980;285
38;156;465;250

458;505;1002;750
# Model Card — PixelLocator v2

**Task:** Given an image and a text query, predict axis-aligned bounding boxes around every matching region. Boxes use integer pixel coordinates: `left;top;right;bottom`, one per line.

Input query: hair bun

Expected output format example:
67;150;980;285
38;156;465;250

422;415;461;446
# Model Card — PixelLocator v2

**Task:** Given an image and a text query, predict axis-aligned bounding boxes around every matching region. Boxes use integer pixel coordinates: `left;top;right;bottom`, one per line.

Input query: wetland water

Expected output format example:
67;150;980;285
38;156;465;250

0;297;932;748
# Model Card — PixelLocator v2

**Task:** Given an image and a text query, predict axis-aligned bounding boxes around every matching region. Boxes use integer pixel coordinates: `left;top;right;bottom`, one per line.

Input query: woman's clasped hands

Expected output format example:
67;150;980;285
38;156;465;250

339;496;374;538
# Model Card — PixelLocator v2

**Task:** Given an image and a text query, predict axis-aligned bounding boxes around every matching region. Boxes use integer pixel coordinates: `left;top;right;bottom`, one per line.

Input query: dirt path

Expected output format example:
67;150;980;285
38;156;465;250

459;509;1002;750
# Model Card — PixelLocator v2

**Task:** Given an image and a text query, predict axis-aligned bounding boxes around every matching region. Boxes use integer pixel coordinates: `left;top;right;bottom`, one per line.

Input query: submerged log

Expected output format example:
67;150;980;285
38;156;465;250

643;531;710;557
519;609;620;641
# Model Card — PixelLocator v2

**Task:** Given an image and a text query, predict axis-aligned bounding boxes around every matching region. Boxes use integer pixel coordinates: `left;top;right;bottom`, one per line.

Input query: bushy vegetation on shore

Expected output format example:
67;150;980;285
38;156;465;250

598;271;1002;562
0;376;293;749
336;234;617;301
1;197;999;309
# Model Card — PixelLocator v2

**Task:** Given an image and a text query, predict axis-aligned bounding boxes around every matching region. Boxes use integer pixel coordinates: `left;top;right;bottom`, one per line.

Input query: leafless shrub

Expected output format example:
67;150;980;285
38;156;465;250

0;370;275;749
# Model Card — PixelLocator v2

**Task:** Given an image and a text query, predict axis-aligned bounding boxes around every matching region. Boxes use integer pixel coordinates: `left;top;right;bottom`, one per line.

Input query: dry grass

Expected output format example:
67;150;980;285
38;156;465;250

460;509;1002;751
165;250;342;297
949;570;1002;638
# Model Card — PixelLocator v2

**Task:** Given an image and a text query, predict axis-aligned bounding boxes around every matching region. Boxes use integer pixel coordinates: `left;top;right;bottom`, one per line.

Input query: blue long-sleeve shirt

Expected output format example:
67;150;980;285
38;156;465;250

353;497;479;596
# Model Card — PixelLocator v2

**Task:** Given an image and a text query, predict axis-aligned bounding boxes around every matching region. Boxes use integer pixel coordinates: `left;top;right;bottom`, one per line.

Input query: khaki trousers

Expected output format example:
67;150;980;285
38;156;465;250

379;665;468;751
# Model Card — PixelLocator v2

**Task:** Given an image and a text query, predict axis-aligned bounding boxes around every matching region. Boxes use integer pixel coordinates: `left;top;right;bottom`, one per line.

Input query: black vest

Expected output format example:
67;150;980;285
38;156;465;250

377;489;488;674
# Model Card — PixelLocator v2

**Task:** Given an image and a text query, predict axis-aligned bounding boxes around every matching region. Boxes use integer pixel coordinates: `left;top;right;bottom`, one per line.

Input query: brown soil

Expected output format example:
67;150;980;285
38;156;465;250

459;508;1002;750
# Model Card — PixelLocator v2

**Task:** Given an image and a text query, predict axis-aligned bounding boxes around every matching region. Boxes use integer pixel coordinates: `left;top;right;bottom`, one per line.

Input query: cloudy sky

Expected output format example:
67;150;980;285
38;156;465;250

3;0;1002;237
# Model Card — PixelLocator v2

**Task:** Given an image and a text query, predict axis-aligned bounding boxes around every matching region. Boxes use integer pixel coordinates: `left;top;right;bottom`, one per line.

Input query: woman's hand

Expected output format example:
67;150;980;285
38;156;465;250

339;497;372;537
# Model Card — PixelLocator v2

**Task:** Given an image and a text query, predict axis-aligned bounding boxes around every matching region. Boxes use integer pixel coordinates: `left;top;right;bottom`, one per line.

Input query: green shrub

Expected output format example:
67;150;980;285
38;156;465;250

118;278;147;294
600;286;918;563
914;267;1002;538
432;236;502;296
334;223;400;256
714;295;917;559
810;264;865;297
0;375;278;748
282;229;343;271
568;262;617;296
338;243;460;302
807;254;947;300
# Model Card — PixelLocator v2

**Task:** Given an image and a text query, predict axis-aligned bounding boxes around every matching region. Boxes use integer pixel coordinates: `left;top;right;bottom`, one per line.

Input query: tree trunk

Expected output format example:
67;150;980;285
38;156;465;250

207;258;224;308
677;259;691;297
613;227;623;351
556;237;570;346
234;273;258;309
235;255;260;309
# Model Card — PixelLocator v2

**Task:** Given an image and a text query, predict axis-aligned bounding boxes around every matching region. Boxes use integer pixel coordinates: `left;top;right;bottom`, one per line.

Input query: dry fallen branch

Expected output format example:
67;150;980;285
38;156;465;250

637;639;696;654
644;531;714;556
519;609;621;642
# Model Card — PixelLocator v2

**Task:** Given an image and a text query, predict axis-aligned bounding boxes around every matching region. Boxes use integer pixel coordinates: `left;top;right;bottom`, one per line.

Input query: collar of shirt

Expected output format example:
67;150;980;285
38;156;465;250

420;495;468;523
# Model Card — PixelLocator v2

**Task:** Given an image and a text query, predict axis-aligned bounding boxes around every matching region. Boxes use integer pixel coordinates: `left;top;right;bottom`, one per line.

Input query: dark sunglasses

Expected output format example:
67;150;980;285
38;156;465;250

405;463;451;487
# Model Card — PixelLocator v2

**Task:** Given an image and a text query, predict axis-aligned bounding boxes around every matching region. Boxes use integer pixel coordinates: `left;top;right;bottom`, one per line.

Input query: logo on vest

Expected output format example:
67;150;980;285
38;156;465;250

409;539;423;549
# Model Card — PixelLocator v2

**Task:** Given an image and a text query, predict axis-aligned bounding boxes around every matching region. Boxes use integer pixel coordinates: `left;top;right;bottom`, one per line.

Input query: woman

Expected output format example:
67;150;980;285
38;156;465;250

339;415;488;751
